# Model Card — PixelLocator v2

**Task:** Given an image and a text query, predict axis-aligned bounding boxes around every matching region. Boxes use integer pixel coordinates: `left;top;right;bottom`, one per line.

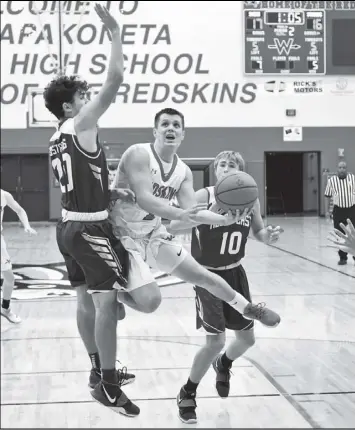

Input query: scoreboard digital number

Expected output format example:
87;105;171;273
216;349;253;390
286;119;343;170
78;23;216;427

244;9;326;74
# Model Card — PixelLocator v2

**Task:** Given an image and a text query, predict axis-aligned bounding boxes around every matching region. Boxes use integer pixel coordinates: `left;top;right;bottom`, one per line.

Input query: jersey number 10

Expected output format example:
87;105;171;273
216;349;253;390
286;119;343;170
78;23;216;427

220;231;242;255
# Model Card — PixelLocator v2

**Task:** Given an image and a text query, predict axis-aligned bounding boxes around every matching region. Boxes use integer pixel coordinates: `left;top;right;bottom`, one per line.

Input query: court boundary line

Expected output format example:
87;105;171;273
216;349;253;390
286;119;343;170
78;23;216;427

2;390;354;408
246;357;319;429
269;243;355;279
2;335;354;344
0;393;280;407
6;290;355;305
1;365;254;376
2;336;353;427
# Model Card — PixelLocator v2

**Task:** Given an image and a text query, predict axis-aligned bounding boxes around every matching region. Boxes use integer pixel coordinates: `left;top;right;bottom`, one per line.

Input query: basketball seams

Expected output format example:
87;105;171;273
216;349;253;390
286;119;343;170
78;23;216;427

215;174;233;194
216;187;258;205
215;172;258;210
218;198;257;207
217;185;258;195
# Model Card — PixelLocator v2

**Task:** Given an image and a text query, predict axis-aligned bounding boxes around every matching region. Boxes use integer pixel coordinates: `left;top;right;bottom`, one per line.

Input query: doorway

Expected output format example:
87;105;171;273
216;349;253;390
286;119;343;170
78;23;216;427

265;151;321;216
1;154;49;221
190;165;211;190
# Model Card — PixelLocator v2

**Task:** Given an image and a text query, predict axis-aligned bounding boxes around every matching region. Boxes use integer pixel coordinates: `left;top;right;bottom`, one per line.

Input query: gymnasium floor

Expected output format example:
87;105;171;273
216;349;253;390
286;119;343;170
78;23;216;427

1;216;354;428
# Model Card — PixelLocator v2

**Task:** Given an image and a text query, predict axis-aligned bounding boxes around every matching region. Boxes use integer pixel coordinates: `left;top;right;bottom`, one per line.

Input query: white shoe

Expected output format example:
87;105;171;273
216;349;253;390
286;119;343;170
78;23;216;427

1;307;22;323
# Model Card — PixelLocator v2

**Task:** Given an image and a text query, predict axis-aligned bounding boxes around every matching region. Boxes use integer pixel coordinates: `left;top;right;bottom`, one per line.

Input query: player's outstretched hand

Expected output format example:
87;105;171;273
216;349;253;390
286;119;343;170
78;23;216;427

24;226;37;235
94;3;120;33
327;218;355;256
179;203;208;223
110;188;136;203
265;225;284;244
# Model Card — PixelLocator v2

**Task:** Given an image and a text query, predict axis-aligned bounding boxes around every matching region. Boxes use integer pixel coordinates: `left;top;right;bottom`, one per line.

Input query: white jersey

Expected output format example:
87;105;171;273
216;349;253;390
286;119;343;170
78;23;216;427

110;143;187;237
1;189;9;232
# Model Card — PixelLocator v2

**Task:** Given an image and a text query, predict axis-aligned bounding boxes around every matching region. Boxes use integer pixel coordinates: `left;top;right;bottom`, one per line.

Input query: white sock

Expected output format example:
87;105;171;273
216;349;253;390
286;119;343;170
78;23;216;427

227;293;250;314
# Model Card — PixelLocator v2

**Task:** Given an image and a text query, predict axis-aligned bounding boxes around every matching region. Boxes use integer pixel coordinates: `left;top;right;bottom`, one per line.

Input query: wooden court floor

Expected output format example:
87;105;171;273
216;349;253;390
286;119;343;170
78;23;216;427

1;216;355;428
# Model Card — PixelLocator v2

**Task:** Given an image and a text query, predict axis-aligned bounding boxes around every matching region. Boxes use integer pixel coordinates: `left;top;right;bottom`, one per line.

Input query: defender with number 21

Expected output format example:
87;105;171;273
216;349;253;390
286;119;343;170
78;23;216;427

45;3;140;418
49;125;107;212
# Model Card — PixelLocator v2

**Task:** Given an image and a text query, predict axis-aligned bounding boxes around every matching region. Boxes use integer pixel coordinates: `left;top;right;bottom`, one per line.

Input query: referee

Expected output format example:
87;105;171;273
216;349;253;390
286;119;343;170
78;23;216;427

325;161;355;265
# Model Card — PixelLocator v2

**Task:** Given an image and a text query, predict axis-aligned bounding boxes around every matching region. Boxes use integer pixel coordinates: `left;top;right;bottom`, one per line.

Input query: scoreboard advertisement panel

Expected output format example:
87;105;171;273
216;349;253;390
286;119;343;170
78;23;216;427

244;1;355;75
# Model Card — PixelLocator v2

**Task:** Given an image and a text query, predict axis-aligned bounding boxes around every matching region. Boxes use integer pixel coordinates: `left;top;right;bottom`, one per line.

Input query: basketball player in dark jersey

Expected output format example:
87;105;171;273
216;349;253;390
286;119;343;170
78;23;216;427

170;151;283;424
44;4;139;417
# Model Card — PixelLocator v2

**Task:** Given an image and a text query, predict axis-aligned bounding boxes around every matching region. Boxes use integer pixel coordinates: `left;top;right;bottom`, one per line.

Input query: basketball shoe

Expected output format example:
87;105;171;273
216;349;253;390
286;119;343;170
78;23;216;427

243;302;280;327
89;361;135;388
91;380;140;417
213;354;232;398
177;386;197;424
1;307;21;323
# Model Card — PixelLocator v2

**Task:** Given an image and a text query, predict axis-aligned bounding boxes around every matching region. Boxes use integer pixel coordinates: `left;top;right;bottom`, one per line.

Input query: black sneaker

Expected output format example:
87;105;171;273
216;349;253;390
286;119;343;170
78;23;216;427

338;259;347;265
243;302;280;327
213;355;232;398
89;369;102;388
177;386;197;424
88;362;136;388
90;381;140;417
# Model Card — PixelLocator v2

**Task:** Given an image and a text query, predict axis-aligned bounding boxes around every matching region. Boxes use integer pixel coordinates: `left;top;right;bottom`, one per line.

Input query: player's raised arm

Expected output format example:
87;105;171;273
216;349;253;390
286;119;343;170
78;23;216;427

75;4;124;132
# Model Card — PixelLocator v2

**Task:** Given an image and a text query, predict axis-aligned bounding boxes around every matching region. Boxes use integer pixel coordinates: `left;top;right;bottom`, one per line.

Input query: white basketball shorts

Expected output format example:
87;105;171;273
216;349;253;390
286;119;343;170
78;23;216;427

119;223;188;292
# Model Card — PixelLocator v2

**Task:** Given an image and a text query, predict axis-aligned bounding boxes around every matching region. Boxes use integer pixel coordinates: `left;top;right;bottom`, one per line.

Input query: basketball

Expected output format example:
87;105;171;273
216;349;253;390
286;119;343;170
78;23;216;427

215;172;258;212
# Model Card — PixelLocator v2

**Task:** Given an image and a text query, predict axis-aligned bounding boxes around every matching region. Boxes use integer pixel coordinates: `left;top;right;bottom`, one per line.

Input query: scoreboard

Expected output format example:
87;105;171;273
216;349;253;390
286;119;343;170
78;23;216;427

244;1;355;75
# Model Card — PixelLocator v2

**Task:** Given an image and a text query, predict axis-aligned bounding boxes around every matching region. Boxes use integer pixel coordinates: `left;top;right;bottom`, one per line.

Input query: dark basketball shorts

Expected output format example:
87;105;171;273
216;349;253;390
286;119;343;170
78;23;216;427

56;219;129;293
194;264;254;334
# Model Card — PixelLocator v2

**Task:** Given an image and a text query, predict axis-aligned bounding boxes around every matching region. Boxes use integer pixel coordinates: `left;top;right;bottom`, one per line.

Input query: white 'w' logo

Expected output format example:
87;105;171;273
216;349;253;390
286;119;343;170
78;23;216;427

268;38;301;56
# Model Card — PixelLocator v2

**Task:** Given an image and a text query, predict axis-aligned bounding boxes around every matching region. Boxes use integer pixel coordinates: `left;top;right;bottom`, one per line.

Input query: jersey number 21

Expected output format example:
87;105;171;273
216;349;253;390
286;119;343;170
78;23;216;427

52;153;73;193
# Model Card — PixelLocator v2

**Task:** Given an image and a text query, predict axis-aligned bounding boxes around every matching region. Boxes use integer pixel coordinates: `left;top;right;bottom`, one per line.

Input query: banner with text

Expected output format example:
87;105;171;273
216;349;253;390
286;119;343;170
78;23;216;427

1;1;354;128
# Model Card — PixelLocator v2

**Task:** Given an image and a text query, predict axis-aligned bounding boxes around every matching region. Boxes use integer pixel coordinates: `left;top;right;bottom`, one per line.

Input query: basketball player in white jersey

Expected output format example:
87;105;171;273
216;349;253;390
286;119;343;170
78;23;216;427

109;108;281;328
1;189;37;323
169;151;283;424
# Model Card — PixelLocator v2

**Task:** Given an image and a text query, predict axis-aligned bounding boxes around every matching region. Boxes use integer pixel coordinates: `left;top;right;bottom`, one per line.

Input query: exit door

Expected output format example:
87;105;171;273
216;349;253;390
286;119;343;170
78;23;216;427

265;151;320;216
1;155;49;221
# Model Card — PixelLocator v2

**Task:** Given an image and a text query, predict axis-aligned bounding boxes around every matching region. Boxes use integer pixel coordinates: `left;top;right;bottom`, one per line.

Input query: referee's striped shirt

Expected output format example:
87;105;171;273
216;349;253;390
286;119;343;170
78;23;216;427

324;173;355;208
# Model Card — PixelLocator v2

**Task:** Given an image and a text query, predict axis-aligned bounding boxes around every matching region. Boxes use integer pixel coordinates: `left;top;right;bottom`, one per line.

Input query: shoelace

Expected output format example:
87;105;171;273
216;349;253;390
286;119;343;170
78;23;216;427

217;356;233;380
220;367;233;383
116;360;128;386
94;361;130;387
249;302;266;319
100;365;128;390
